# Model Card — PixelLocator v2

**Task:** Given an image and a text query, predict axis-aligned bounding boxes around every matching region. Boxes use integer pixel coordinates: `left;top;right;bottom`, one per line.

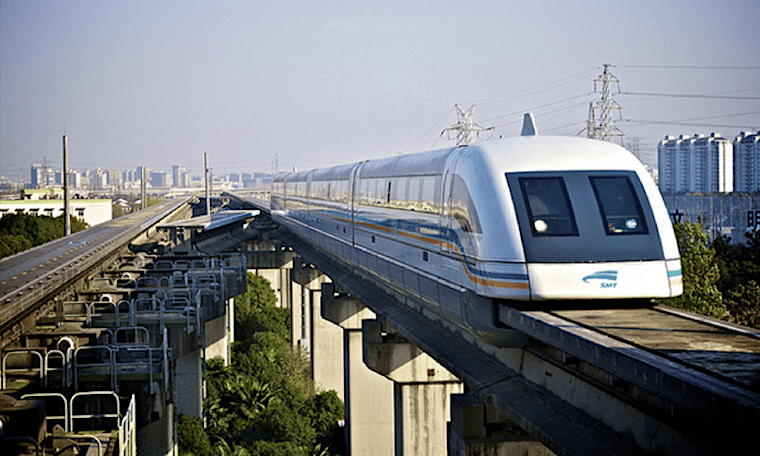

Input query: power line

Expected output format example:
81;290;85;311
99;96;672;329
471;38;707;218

624;110;760;126
481;93;591;124
464;67;599;106
615;64;760;70
405;107;453;154
621;91;760;101
624;119;759;130
490;102;589;130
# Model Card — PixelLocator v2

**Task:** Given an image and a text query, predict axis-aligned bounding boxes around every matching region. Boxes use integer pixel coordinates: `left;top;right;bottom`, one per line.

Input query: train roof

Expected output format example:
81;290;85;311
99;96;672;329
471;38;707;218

472;135;646;173
273;135;646;182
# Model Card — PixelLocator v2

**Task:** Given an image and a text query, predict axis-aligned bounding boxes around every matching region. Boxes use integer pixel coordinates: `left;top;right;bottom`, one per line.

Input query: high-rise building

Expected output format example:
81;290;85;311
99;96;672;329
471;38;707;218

69;171;82;189
108;170;122;188
150;170;168;188
123;168;139;183
657;133;733;195
30;164;55;188
92;168;109;190
733;131;760;193
172;164;189;188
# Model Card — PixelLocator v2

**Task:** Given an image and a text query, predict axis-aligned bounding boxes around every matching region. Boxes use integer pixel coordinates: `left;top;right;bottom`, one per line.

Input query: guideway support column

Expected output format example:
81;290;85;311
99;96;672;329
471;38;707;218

449;394;557;456
321;283;395;456
363;320;463;456
293;264;344;398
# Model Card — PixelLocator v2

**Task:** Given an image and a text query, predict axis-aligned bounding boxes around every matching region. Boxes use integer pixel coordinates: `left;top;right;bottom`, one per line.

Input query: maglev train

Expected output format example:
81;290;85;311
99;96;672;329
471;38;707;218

271;117;682;344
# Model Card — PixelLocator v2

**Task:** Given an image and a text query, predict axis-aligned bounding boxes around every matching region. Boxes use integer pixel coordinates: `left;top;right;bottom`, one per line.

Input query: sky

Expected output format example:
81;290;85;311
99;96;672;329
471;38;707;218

2;0;759;182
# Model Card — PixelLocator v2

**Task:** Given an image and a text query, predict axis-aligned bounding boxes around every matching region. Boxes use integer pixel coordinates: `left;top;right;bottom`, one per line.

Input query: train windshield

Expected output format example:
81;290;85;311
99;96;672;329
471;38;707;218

589;176;648;235
507;171;664;262
518;177;578;236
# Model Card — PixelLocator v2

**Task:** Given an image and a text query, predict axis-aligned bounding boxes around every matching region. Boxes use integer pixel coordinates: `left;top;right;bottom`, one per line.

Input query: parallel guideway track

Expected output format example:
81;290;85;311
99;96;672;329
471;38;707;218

0;197;190;332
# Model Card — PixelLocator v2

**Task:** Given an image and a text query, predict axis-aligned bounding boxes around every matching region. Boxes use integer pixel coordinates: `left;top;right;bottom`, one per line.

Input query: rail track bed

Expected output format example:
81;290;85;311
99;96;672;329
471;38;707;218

499;303;760;430
551;305;760;393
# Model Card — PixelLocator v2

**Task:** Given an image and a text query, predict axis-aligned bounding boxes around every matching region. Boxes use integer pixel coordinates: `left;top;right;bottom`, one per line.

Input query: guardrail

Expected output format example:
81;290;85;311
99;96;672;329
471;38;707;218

13;393;137;456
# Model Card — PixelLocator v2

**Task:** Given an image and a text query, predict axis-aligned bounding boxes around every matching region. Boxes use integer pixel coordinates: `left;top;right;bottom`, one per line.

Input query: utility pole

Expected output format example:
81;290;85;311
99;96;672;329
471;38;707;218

204;152;211;216
63;135;71;236
441;104;494;146
140;166;147;210
583;64;625;144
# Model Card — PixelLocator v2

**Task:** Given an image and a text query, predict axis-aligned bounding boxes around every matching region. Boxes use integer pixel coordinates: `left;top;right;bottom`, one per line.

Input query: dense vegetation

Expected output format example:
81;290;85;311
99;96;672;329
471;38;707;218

659;221;760;329
178;273;345;456
0;213;88;259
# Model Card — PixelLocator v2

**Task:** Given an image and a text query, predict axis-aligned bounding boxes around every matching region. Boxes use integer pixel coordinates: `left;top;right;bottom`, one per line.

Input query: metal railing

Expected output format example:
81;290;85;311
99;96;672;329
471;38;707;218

119;395;137;456
1;349;43;388
70;391;121;432
16;392;136;456
21;392;69;432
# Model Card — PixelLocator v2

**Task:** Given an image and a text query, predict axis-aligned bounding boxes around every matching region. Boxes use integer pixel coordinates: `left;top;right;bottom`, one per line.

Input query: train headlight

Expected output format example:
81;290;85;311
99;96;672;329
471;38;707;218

534;219;549;233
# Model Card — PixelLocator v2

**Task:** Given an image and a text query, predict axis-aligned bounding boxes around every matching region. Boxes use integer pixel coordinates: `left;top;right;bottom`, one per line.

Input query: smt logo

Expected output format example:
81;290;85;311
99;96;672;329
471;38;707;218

583;270;618;288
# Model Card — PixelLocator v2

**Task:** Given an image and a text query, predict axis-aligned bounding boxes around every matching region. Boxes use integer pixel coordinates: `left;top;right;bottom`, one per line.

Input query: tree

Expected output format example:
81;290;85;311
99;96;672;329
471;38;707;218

0;213;88;259
234;273;289;350
178;414;212;456
659;222;726;318
723;280;760;328
302;391;345;454
201;271;345;455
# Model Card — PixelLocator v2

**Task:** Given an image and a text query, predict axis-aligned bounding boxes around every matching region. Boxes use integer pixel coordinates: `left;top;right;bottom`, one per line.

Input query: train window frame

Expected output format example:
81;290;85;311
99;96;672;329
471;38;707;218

589;176;649;236
518;176;579;237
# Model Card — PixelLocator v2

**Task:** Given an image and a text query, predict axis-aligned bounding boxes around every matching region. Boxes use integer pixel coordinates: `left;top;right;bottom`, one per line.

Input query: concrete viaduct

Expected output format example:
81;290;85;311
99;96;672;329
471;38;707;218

1;193;758;456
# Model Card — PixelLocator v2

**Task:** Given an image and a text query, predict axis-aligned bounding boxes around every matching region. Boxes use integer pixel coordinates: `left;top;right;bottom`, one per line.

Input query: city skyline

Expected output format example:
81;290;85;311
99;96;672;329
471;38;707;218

2;1;759;183
24;161;271;190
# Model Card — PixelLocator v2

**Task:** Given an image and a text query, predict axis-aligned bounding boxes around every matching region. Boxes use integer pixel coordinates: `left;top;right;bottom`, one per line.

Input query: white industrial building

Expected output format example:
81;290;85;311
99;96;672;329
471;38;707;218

657;133;733;195
733;131;760;193
0;198;112;226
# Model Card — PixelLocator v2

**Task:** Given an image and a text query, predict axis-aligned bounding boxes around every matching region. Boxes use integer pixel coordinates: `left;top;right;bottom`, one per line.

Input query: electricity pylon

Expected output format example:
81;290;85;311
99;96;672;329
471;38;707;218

581;64;625;144
441;104;494;146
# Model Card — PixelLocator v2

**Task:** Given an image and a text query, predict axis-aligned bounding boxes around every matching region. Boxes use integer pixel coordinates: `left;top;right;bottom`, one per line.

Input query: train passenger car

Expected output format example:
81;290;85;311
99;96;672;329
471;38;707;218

271;124;682;344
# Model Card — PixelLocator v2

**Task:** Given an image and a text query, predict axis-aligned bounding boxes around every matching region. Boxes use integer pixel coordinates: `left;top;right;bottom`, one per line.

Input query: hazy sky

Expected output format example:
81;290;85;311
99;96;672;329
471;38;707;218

2;0;759;181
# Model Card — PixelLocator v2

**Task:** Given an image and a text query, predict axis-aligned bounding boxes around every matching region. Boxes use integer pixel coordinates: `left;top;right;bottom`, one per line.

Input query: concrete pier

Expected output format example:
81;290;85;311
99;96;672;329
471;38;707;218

363;319;463;456
204;298;234;365
309;283;345;398
175;350;202;418
449;394;557;456
321;283;395;456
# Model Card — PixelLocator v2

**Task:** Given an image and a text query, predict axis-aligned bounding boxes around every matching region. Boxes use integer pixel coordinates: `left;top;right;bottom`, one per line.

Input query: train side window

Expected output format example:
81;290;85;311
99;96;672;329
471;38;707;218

333;180;348;203
421;175;441;213
450;175;482;233
589;176;648;235
357;178;372;205
518;177;578;236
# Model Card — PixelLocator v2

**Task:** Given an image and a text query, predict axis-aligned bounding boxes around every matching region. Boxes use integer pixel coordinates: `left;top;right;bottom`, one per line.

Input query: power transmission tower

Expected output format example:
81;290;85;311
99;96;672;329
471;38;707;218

441;104;494;146
584;102;598;139
582;64;625;144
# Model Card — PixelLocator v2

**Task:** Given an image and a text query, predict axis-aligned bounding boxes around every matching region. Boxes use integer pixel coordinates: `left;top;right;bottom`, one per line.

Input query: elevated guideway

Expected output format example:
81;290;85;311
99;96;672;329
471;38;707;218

0;197;192;340
225;189;760;456
0;195;253;456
